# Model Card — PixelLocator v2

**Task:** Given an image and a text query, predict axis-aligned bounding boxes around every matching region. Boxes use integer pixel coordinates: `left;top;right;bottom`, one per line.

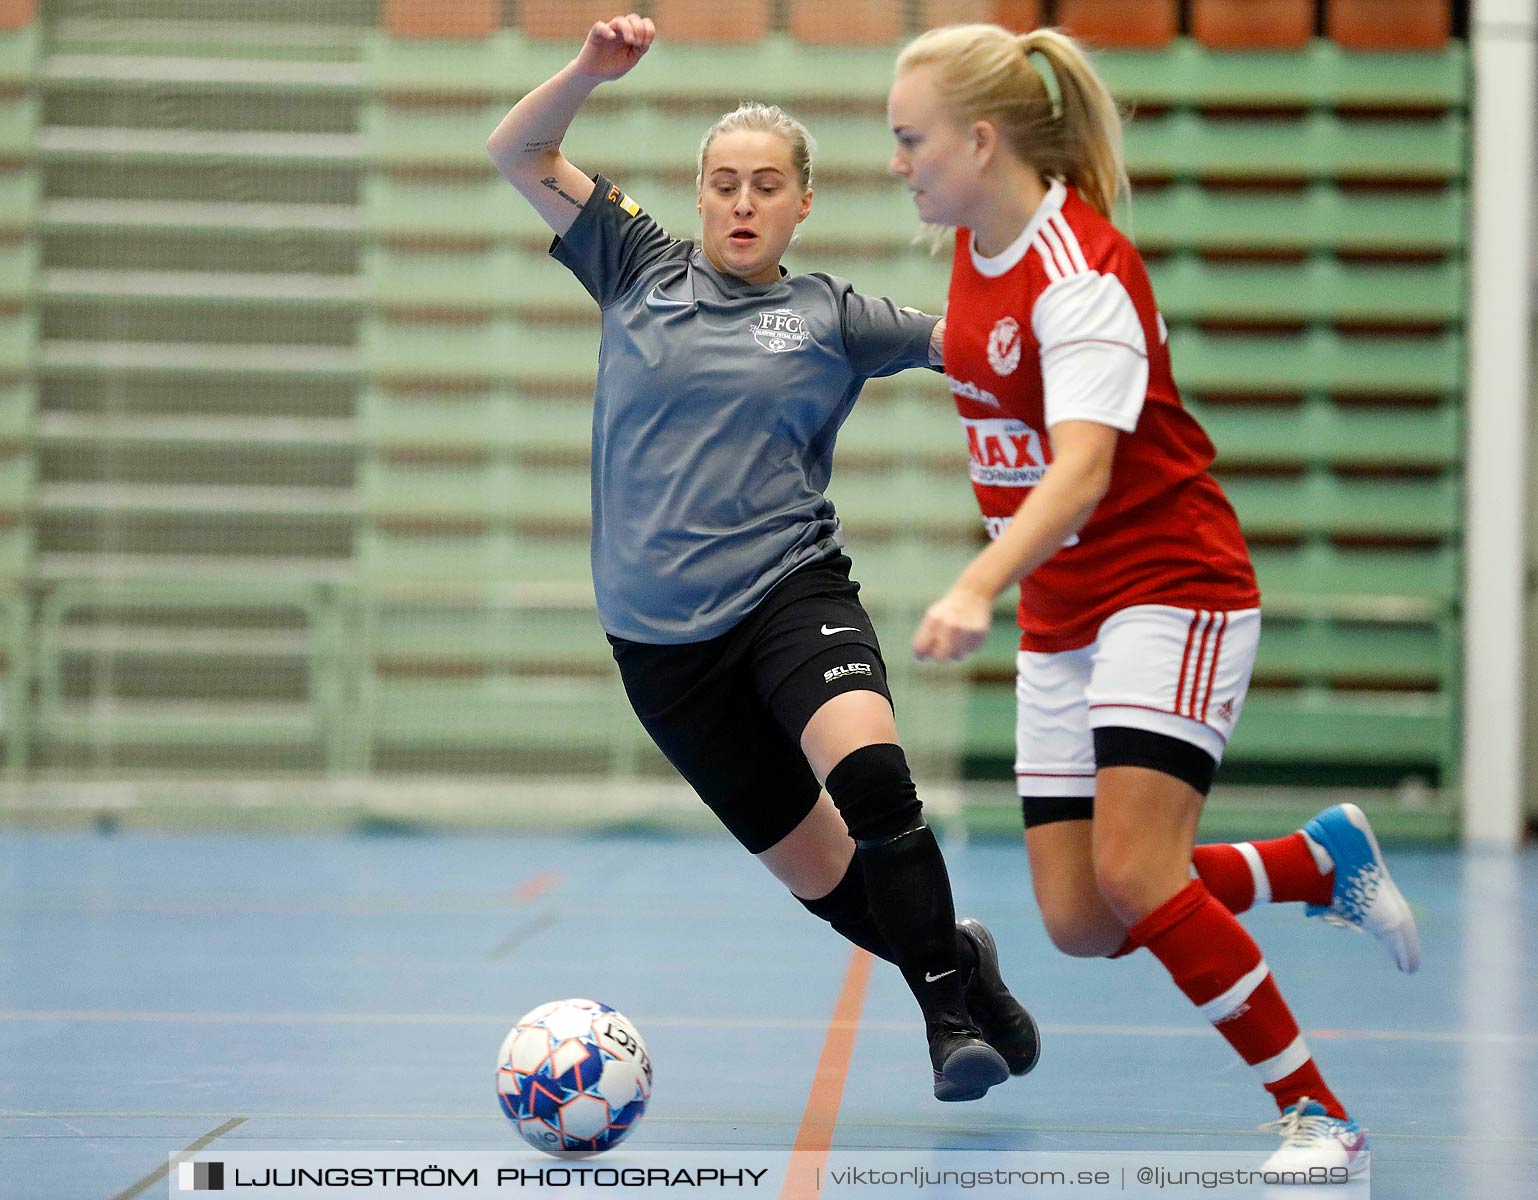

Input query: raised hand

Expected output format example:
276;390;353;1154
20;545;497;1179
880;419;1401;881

573;13;656;82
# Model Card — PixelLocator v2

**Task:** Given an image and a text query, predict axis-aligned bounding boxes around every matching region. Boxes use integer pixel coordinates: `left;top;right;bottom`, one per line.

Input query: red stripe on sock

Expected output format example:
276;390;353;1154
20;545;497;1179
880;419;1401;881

1192;843;1257;913
1127;881;1344;1118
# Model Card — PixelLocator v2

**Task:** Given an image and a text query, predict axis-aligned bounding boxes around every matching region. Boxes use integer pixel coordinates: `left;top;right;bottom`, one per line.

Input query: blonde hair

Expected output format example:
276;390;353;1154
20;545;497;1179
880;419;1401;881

895;23;1128;220
696;102;816;193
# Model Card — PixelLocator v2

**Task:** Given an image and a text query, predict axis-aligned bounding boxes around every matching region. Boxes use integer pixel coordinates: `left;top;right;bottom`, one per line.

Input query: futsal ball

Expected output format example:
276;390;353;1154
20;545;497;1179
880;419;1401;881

496;998;652;1156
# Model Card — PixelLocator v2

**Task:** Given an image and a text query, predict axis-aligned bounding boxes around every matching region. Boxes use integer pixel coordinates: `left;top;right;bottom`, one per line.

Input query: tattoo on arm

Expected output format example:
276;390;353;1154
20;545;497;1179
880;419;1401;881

523;138;561;153
541;176;583;209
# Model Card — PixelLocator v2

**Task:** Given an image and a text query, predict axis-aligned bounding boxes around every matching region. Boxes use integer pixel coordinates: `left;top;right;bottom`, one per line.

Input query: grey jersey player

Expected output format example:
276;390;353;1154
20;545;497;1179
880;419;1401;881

488;12;1038;1102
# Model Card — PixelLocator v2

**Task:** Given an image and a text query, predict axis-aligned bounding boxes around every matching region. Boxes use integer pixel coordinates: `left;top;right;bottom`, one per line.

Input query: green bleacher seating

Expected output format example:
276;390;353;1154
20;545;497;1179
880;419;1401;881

1126;110;1464;183
1253;617;1448;686
3;14;1470;791
0;240;36;308
1189;399;1460;469
1221;473;1460;540
0;589;29;771
31;579;353;770
1225;689;1454;766
367;245;593;315
362;316;600;386
0;20;39;85
361;458;590;525
1170;329;1460;397
0;312;34;374
0;94;35;158
361;389;595;454
1148;257;1463;325
1096;39;1465;110
0;170;39;238
0;382;31;442
963;681;1451;769
1128;183;1466;255
1250;544;1458;615
827;465;980;538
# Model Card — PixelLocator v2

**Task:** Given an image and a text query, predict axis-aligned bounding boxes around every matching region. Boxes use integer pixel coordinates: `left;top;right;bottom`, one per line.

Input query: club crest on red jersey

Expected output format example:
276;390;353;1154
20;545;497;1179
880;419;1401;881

751;308;810;353
986;316;1022;376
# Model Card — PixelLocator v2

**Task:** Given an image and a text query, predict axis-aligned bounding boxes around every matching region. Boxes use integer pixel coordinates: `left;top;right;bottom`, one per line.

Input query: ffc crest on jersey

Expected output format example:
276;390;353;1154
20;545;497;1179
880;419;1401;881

751;307;810;353
963;416;1046;487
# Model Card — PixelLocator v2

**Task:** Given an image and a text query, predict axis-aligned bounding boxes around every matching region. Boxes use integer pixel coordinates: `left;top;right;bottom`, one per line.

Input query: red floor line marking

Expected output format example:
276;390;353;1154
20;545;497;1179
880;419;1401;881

512;871;561;903
780;948;874;1200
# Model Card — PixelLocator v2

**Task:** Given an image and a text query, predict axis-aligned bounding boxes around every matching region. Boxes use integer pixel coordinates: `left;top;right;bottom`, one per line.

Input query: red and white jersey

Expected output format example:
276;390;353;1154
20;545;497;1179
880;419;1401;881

944;180;1259;653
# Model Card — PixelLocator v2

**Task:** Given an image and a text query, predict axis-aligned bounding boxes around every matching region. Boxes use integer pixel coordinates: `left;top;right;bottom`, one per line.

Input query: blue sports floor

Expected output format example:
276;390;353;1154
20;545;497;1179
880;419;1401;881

0;830;1534;1199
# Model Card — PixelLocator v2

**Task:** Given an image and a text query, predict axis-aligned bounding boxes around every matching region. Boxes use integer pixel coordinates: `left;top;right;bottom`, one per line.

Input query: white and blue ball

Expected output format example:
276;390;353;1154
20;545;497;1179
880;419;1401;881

496;998;652;1156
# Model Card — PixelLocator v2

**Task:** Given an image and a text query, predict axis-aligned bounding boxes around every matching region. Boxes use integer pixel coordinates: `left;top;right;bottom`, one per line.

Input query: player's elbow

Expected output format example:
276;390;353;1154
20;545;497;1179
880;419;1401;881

487;138;526;185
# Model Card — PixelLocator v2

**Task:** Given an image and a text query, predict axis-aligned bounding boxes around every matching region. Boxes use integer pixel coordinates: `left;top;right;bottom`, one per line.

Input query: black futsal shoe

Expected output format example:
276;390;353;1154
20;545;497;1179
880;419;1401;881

929;1021;1010;1102
957;918;1041;1076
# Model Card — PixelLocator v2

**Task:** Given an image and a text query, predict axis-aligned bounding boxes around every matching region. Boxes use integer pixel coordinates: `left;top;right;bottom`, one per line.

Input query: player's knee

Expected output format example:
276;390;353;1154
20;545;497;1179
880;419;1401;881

1036;894;1124;958
1091;845;1166;925
823;742;922;847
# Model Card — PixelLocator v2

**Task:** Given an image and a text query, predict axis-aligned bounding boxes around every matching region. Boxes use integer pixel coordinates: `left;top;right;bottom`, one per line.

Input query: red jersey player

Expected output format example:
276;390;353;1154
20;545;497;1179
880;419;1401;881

888;21;1422;1174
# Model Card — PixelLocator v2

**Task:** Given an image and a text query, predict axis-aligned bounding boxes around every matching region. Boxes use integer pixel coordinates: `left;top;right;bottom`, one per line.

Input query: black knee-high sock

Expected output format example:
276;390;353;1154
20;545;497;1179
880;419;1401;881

824;744;973;1031
796;852;979;977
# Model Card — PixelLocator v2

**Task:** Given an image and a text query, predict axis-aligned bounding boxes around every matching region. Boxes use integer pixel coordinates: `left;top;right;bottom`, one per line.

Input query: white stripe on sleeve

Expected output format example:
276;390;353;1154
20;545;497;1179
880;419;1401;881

1033;239;1063;283
1037;220;1079;278
1049;212;1090;273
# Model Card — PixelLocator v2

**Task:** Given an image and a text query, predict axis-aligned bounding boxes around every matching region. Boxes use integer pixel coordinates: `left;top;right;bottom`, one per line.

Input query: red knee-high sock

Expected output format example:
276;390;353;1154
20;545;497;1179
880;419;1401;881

1126;880;1346;1118
1193;834;1334;914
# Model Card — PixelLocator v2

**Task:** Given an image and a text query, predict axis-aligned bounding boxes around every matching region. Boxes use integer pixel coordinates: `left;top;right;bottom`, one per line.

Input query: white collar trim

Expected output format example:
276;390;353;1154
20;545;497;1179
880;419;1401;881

968;179;1067;278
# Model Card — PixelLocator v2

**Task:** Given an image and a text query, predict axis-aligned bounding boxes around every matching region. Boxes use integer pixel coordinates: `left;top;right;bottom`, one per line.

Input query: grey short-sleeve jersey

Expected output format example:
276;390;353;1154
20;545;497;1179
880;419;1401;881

551;175;939;644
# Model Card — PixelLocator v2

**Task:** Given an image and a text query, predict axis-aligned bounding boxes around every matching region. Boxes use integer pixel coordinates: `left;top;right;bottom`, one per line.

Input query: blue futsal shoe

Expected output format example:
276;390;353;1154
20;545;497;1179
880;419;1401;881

1260;1098;1370;1178
1302;803;1420;974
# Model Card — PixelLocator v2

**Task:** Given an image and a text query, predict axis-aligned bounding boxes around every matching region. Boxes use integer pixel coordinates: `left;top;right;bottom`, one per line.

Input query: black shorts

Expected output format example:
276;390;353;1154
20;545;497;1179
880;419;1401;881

609;554;892;854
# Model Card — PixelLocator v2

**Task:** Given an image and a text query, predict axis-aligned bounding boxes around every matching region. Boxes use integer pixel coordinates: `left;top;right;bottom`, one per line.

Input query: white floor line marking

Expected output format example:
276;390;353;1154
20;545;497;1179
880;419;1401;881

0;1010;1532;1046
107;1116;245;1200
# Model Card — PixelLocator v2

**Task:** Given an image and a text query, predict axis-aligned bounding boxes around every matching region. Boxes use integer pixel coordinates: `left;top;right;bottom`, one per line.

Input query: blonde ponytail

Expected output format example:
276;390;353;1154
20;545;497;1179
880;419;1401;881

895;23;1129;220
1018;28;1128;218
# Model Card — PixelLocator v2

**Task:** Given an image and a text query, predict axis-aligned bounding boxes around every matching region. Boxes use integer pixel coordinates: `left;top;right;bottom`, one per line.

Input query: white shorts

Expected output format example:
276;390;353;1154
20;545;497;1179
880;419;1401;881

1014;604;1261;798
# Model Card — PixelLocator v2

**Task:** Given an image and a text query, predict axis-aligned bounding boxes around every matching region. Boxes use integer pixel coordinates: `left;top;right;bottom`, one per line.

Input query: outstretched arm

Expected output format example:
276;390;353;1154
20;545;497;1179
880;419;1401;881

486;13;655;237
913;419;1118;662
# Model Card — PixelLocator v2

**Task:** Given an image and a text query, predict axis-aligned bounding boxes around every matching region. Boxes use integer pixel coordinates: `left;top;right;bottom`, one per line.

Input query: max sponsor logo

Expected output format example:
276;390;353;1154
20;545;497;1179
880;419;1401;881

752;308;810;353
961;416;1047;487
824;662;873;684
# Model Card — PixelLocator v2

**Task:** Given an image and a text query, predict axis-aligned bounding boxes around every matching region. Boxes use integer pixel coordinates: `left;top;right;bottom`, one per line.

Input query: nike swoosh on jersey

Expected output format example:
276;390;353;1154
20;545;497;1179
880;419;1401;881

820;625;860;636
924;969;957;983
644;283;694;311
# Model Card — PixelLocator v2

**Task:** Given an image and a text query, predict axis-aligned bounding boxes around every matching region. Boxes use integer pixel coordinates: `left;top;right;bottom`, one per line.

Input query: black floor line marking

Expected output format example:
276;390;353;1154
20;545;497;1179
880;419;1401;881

108;1116;246;1200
